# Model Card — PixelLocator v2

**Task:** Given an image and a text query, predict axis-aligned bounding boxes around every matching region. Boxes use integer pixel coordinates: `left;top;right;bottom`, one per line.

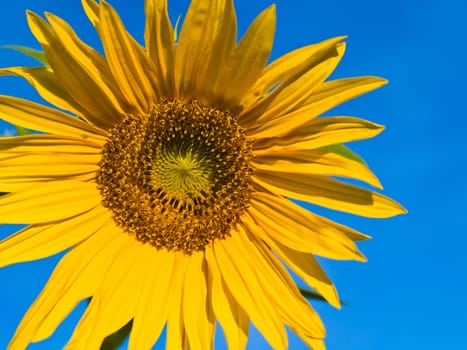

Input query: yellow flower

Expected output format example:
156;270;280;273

0;0;405;349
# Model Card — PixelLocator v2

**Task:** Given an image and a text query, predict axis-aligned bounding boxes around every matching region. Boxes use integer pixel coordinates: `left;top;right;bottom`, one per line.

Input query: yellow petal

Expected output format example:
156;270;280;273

82;0;99;26
0;153;99;183
305;338;327;350
196;0;237;105
215;5;276;110
305;75;388;109
0;181;101;224
98;1;158;112
65;237;147;349
214;233;288;349
175;0;222;99
26;11;122;129
8;221;122;348
128;249;175;350
0;176;93;193
253;223;340;308
0;95;105;140
166;253;190;350
250;77;387;139
243;36;346;108
183;252;215;350
0;205;109;268
248;193;366;261
45;12;133;115
240;42;345;128
254;171;407;218
205;247;249;350
254;148;382;189
144;0;175;98
0;134;102;153
253;116;384;151
0;66;88;119
237;229;325;339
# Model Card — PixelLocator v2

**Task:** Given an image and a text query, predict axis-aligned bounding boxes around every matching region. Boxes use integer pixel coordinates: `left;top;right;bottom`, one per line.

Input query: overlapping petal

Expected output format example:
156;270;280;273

64;238;148;349
128;249;175;350
206;248;249;350
248;192;367;260
253;148;382;188
0;205;108;268
7;221;122;349
0;95;105;140
0;181;101;224
254;171;406;218
215;4;276;110
144;0;176;97
97;1;159;112
26;11;122;129
175;0;223;99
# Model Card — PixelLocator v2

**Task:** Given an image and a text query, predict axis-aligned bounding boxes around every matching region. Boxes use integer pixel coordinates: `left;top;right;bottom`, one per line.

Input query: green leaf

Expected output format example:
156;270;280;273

2;45;48;65
320;144;365;164
15;126;34;136
100;320;133;350
299;287;350;306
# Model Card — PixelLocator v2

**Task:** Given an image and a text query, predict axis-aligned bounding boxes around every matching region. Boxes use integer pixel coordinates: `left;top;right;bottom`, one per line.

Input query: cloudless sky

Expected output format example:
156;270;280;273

0;0;465;349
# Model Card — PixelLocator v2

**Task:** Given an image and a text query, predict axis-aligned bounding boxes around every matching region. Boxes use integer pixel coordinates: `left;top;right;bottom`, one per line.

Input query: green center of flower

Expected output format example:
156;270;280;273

155;153;211;199
96;100;254;253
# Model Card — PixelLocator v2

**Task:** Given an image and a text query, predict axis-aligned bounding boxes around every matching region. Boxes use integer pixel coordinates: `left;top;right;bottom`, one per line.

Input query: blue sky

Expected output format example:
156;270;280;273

0;0;465;349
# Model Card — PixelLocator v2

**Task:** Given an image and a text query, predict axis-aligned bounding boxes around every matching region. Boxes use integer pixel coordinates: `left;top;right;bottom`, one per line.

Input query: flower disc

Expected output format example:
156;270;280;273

97;100;254;253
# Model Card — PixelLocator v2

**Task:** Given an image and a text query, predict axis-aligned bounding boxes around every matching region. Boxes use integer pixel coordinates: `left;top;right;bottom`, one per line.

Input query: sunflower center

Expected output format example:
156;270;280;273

96;100;254;253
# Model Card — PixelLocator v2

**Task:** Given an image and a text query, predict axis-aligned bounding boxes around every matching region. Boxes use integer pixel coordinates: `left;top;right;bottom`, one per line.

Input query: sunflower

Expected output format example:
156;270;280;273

0;0;405;349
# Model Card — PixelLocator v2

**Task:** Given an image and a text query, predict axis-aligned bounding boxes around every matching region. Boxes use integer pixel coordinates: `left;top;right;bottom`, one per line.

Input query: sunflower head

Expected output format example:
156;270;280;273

0;0;405;349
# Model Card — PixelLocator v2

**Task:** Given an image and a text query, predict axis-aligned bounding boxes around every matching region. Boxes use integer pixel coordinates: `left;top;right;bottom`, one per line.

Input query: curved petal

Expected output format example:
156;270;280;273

205;247;249;350
0;134;102;153
242;36;346;108
239;230;325;340
82;0;99;26
248;193;366;261
0;96;106;140
175;0;223;99
215;5;276;110
0;180;101;224
183;252;215;350
243;213;340;307
65;237;147;349
8;221;122;349
196;0;237;106
0;66;91;120
270;239;341;309
253;171;407;218
253;116;384;151
305;338;326;350
0;205;109;268
128;249;175;350
214;231;288;349
144;0;175;97
240;42;344;128
249;77;387;139
0;152;99;182
166;253;190;350
253;148;382;189
26;11;122;129
98;2;159;112
44;12;133;114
